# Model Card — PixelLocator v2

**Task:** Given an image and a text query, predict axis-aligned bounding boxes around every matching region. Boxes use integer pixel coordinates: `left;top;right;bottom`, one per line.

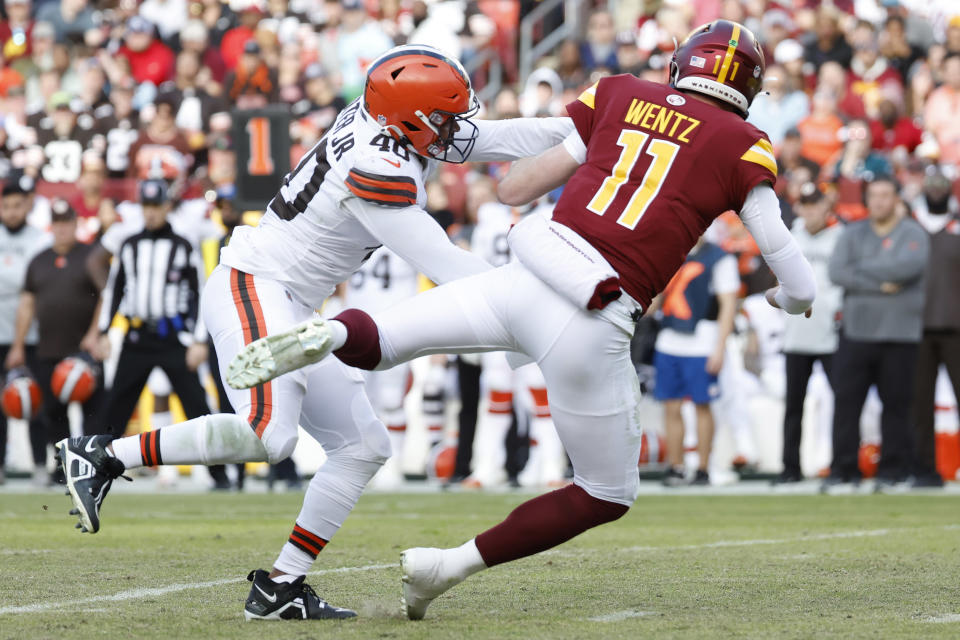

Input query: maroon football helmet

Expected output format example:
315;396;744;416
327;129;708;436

669;20;766;116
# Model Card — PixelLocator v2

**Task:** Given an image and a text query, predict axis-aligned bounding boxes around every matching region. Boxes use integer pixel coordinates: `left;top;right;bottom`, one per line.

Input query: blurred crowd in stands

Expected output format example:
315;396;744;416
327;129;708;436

0;0;959;489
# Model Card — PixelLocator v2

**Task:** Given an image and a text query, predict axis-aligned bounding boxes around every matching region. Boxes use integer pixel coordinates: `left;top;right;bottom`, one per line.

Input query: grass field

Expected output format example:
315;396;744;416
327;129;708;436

1;488;959;639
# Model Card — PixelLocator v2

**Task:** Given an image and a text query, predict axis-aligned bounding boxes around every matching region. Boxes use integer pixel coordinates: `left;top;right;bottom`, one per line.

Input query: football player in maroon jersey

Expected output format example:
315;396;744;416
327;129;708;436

229;20;817;619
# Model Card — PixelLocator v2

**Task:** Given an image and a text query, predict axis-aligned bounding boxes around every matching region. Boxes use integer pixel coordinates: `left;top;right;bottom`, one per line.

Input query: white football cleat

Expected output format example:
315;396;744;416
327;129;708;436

400;547;464;620
227;318;334;389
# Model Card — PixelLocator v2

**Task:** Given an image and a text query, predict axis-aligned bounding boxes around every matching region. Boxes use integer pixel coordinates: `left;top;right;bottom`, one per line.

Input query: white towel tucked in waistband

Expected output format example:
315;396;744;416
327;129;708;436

507;214;622;311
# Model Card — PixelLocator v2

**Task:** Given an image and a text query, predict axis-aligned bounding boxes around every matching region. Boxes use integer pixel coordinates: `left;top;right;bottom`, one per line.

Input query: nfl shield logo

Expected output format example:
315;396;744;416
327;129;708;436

377;115;387;125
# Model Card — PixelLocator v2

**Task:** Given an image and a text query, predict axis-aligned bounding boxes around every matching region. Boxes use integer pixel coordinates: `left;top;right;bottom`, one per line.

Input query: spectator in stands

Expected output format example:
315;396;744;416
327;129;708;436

910;167;960;488
776;184;843;484
0;0;35;66
826;175;929;492
160;50;227;151
223;40;277;108
118;16;175;87
76;60;108;112
904;62;933;120
879;14;924;80
335;0;392;101
91;76;139;178
34;91;93;185
923;52;960;167
773;38;806;95
127;93;192;180
7;200;104;484
291;62;344;131
0;171;47;484
407;0;462;59
797;89;844;168
179;19;226;84
778;127;821;182
35;0;96;43
220;0;263;71
827;119;893;183
199;0;237;48
519;67;564;118
579;10;617;73
654;238;739;487
759;9;794;59
839;23;903;120
803;8;852;73
555;39;587;89
946;15;960;55
69;151;109;243
139;0;188;46
815;61;848;108
869;92;923;155
747;64;810;147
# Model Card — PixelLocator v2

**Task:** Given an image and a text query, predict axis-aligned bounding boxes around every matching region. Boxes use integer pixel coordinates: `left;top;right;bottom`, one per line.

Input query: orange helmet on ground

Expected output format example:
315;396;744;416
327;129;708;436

670;19;766;117
363;45;479;163
1;367;42;420
51;355;98;404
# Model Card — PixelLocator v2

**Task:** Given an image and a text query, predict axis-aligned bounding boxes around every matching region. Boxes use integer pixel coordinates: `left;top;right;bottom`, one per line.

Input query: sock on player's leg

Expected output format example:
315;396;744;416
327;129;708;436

109;414;269;469
468;392;513;485
273;451;384;575
474;483;629;566
440;538;487;582
331;310;380;370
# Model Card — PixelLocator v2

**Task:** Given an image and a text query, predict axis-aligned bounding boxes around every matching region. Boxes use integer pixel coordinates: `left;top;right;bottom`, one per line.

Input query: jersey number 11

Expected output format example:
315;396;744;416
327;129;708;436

587;129;680;230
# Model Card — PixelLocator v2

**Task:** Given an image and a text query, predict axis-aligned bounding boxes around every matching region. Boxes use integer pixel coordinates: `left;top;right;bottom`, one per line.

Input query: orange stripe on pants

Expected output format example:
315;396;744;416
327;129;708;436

230;269;274;438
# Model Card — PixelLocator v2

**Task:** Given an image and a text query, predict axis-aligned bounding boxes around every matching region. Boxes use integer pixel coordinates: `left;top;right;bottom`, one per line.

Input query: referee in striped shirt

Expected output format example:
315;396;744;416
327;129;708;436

95;179;212;436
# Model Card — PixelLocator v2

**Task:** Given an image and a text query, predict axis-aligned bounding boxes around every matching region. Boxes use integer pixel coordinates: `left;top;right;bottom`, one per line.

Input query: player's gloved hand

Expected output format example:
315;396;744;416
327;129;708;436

186;343;209;372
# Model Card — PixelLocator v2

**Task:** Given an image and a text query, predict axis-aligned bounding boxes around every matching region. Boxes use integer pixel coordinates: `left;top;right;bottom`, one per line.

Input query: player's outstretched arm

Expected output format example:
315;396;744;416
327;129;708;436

351;200;492;286
469;117;574;162
739;183;816;316
498;136;581;206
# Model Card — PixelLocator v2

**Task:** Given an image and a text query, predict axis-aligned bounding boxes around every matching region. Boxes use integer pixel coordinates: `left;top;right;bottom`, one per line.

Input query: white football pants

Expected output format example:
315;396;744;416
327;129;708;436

373;262;642;506
204;265;390;567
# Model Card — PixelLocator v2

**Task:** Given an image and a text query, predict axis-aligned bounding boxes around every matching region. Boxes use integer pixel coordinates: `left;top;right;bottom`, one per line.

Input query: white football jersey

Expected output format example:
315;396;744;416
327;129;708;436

471;202;514;267
221;98;438;308
345;246;419;313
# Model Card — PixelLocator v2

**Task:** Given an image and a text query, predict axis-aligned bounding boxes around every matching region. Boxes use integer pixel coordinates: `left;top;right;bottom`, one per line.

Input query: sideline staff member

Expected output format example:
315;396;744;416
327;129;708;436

96;179;211;437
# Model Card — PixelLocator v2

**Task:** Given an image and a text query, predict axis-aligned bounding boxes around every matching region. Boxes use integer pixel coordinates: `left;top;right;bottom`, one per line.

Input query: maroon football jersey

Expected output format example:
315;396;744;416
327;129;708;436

556;75;777;310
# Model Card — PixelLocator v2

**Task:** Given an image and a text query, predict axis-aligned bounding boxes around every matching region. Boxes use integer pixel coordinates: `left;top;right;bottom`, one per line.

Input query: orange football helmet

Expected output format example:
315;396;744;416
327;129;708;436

363;45;479;163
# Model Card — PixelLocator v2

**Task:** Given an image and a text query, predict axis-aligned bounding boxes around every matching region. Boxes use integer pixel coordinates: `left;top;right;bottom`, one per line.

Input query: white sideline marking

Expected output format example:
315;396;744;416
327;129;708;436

0;563;393;615
924;614;960;623
589;610;656;622
622;528;896;553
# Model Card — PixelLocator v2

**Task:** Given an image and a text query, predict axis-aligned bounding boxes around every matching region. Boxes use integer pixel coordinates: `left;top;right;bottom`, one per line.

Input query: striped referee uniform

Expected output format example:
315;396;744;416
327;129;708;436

97;222;212;436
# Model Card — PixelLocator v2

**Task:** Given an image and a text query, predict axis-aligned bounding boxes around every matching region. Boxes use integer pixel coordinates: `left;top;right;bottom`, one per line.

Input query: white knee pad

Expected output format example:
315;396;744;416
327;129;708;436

354;417;391;465
200;413;270;463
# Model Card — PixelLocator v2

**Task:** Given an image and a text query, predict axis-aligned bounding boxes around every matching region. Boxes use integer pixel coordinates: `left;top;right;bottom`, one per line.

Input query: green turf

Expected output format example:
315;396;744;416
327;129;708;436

1;491;958;639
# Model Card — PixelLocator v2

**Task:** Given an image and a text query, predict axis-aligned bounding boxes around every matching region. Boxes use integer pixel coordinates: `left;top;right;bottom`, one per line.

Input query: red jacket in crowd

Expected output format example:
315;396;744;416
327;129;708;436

119;39;175;86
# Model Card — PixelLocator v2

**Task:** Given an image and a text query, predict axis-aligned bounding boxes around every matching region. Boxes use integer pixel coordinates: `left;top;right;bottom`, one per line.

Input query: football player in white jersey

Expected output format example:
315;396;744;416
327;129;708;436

344;246;419;487
55;44;574;621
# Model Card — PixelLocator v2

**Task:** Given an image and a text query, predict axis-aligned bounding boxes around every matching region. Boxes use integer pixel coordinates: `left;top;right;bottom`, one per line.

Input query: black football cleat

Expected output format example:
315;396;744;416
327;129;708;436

57;435;129;533
244;569;357;621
